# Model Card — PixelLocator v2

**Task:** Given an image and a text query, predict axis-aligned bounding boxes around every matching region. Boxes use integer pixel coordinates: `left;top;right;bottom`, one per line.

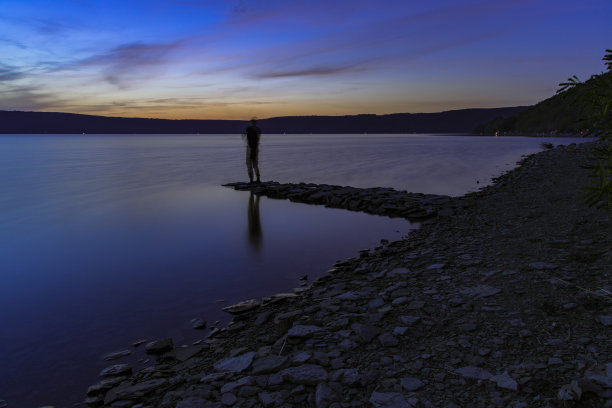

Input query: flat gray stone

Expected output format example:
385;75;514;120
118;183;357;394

287;325;323;338
392;297;410;306
280;364;328;384
370;392;416;408
406;300;425;310
490;371;518;391
221;393;237;405
598;315;612;326
378;333;399;347
103;350;131;361
529;262;558;270
145;338;173;355
258;391;285;407
191;318;207;330
351;323;381;342
315;382;336;408
335;291;360;300
461;285;501;298
99;364;132;378
251;355;289;375
214;352;256;373
426;263;446;270
222;299;260;314
456;366;493;380
400;316;421;326
220;376;252;394
176;397;220;408
401;377;424;391
291;351;311;364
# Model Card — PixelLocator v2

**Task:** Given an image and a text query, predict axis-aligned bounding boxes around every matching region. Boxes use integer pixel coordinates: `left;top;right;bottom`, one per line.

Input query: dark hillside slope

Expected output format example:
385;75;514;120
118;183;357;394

1;106;527;134
476;71;612;135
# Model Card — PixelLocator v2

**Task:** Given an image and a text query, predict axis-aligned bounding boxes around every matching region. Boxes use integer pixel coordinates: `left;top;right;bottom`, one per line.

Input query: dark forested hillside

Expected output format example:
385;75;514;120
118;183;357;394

475;71;612;135
0;107;527;134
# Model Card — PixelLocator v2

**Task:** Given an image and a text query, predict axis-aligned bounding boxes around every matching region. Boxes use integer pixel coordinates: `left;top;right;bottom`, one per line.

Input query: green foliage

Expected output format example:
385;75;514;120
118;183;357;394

559;49;612;209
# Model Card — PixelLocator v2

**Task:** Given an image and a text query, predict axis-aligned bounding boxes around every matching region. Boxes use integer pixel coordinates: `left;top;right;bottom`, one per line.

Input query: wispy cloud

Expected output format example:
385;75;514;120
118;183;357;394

77;41;182;87
0;64;26;81
252;64;369;79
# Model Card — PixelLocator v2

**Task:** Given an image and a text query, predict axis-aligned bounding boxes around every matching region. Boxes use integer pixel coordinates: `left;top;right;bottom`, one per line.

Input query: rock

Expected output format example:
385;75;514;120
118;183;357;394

459;322;478;332
220;392;237;405
287;325;323;338
280;364;329;384
400;315;421;326
191;318;207;330
222;299;260;314
259;391;286;407
426;263;446;270
548;357;563;366
220;376;253;393
115;378;168;396
291;351;311;364
175;345;204;362
589;375;612;389
401;377;425;391
369;298;386;310
315;382;336;408
251;355;289;375
455;366;493;380
391;297;410;306
529;262;558;270
406;300;425;310
598;315;612;326
103;350;131;361
145;338;173;355
132;339;147;347
214;352;256;373
370;392;416;408
201;372;229;383
393;326;408;336
558;381;582;401
378;333;399;347
176;397;220;408
336;291;362;300
99;364;132;378
351;323;382;342
490;371;518;391
254;312;271;326
461;285;501;298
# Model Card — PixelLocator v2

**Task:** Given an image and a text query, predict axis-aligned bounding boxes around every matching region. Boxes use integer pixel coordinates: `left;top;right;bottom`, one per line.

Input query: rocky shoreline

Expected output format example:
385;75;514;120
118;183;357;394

222;181;459;220
83;141;611;408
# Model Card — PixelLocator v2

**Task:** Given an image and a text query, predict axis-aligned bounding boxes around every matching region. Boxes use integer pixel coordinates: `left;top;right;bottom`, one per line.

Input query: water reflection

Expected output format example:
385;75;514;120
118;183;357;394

247;191;262;251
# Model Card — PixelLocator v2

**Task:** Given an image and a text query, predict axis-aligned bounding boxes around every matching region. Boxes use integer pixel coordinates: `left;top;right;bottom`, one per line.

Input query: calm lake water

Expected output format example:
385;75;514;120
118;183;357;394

0;134;585;407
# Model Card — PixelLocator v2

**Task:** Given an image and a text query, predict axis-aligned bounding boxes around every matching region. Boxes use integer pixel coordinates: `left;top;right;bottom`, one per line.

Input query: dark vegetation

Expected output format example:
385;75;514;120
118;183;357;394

558;50;612;209
476;53;612;137
0;107;526;134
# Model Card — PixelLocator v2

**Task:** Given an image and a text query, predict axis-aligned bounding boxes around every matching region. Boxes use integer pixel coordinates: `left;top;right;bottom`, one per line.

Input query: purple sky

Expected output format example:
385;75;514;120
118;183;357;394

1;0;610;119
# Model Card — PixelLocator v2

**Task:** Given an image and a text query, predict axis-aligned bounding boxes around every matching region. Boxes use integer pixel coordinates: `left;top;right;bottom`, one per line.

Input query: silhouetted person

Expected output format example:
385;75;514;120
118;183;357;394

245;118;261;183
247;191;262;251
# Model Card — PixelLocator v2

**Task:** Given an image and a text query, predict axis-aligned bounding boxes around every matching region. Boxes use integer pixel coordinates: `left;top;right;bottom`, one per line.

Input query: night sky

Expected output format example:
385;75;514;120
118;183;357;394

1;0;610;120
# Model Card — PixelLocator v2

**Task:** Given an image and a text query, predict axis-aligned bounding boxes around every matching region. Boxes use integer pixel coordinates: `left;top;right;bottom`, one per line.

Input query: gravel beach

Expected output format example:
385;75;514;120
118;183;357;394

83;140;611;408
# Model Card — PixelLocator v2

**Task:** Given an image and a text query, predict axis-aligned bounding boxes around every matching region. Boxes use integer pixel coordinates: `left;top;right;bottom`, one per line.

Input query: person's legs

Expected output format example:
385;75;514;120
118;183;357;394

253;152;260;183
246;147;254;182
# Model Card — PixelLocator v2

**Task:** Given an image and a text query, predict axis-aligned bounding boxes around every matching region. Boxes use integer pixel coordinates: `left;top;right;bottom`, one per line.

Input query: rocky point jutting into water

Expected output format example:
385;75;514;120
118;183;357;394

80;141;611;408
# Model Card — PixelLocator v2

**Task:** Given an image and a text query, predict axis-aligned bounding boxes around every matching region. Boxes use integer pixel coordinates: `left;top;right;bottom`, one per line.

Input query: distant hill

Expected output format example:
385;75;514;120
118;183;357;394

475;71;612;135
0;107;527;134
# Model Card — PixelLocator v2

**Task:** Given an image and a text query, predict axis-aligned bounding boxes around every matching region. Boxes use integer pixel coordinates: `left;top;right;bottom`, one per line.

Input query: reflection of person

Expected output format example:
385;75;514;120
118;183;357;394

245;118;261;184
248;191;262;251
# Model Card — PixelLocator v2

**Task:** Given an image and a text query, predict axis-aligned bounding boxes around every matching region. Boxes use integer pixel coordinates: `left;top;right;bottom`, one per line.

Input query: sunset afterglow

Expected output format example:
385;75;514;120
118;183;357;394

1;0;610;119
